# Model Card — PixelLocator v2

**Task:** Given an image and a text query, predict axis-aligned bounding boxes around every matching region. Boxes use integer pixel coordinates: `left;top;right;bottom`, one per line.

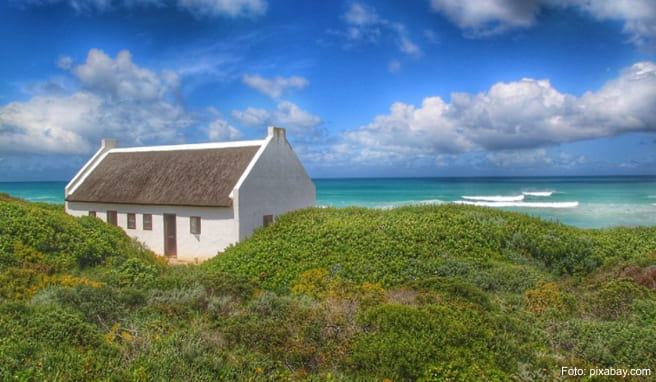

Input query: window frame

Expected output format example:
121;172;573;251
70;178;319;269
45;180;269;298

107;210;118;226
143;214;152;231
190;216;201;235
127;213;136;229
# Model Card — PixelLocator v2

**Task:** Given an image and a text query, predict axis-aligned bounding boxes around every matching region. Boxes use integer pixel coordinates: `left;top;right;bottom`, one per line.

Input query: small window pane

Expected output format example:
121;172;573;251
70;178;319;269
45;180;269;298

107;210;117;226
127;213;136;229
89;211;96;217
190;216;201;235
143;214;152;230
263;214;273;227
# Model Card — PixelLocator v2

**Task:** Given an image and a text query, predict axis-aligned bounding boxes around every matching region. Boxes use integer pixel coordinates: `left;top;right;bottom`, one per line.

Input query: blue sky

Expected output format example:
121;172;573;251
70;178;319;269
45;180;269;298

1;0;655;180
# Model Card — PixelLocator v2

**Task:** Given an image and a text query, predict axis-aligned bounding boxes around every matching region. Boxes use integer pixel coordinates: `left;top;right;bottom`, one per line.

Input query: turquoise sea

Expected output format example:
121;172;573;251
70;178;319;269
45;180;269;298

1;176;656;229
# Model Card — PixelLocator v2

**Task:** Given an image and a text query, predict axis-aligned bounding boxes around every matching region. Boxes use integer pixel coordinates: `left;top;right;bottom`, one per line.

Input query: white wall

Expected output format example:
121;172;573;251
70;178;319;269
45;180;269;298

66;201;236;261
234;128;316;241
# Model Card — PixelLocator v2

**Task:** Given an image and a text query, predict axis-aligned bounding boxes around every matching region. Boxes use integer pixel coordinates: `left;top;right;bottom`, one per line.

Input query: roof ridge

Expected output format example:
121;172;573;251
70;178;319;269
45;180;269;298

110;139;266;153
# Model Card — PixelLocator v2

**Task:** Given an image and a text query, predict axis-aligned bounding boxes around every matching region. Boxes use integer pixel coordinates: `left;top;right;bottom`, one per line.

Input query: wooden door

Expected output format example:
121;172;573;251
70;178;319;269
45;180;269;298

164;214;177;257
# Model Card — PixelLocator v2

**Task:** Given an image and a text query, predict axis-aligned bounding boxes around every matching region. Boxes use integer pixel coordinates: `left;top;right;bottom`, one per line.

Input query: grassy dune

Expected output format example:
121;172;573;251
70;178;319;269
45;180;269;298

1;194;655;380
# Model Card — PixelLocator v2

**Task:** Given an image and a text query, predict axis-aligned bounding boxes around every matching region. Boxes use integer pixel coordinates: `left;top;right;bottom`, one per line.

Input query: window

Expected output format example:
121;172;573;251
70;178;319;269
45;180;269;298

143;214;152;230
127;213;136;229
263;214;274;227
89;211;96;217
190;216;201;235
107;210;118;226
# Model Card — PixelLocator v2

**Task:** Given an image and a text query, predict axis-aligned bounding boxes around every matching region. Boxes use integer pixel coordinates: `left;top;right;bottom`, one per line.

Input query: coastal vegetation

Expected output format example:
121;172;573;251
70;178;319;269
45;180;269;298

1;192;655;380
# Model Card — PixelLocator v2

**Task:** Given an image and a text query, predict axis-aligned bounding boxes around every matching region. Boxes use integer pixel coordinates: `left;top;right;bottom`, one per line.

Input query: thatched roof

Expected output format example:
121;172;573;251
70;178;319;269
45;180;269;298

66;145;261;207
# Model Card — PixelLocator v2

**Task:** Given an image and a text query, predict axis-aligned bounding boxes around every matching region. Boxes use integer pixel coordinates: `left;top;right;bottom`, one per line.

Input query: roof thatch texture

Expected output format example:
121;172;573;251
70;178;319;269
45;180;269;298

66;146;260;207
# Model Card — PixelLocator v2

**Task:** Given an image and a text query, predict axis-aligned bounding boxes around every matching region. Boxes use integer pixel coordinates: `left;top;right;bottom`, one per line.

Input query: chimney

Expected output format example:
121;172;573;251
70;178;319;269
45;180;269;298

267;126;286;140
101;139;118;150
65;139;118;196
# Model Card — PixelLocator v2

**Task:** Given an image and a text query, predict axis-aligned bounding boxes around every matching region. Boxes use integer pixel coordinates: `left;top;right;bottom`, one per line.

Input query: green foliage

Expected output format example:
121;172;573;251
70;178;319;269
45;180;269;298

2;197;656;381
406;276;493;310
117;257;160;287
350;303;517;381
587;278;648;320
0;200;157;272
419;361;516;382
207;206;656;291
550;319;656;369
526;280;578;319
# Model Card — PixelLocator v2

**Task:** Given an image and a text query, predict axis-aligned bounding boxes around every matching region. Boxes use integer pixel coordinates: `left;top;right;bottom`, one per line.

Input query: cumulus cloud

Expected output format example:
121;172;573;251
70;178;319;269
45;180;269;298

338;2;421;56
430;0;656;49
16;0;267;18
577;0;656;49
430;0;542;37
0;49;195;155
231;101;321;134
242;74;309;99
72;49;179;101
340;61;656;165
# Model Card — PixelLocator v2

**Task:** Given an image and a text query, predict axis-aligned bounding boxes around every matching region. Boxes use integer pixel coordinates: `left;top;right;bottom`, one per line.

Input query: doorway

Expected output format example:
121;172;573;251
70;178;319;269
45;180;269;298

164;214;177;257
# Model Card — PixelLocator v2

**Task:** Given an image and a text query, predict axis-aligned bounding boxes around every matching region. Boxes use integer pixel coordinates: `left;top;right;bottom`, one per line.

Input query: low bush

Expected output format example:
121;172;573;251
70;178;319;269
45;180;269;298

587;278;648;320
526;280;578;319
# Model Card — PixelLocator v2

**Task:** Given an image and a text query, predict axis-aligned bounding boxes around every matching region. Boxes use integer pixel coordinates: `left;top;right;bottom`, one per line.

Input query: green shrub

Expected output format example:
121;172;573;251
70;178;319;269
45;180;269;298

26;305;102;347
200;271;258;301
117;258;160;287
526;281;578;319
30;284;138;325
406;276;493;310
147;283;208;318
0;200;158;272
207;205;656;293
419;361;515;382
550;319;656;368
350;303;504;381
588;278;648;320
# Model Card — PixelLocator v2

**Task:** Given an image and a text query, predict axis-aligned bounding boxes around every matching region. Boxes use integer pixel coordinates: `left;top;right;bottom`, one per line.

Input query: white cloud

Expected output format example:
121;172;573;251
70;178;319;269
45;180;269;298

0;49;196;155
430;0;656;49
274;101;322;131
18;0;267;18
430;0;541;36
578;0;656;50
339;2;421;56
230;106;270;127
339;61;656;165
398;34;421;56
0;92;101;155
177;0;267;18
72;49;179;101
242;74;309;99
343;2;379;25
486;148;552;167
57;56;73;70
231;100;321;134
207;119;243;141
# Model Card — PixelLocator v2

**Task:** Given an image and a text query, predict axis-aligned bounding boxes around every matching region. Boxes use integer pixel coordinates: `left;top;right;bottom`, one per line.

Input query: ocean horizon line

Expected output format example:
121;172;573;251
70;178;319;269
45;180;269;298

2;174;656;184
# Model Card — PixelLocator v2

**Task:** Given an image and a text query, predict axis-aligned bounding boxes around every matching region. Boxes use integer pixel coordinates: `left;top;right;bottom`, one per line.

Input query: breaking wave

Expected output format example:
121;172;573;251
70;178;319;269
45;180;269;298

522;191;554;197
456;201;579;209
462;195;525;202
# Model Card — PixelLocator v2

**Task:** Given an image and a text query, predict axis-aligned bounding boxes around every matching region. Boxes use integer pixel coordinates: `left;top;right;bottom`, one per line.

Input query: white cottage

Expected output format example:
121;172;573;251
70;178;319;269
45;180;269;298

65;127;315;261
